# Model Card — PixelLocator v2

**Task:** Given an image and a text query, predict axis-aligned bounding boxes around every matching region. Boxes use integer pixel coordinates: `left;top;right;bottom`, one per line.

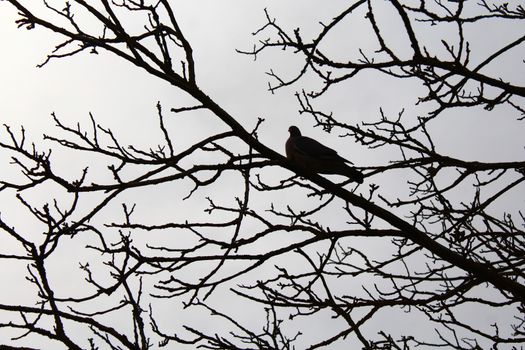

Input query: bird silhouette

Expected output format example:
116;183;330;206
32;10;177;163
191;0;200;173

286;126;364;183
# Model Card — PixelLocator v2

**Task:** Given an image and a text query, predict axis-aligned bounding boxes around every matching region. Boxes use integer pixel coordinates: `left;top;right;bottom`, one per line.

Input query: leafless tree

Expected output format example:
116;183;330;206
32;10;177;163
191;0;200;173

0;1;524;349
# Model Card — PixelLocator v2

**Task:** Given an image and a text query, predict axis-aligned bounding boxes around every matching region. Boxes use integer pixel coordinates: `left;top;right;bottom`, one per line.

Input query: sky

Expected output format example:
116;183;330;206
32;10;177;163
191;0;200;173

0;0;524;349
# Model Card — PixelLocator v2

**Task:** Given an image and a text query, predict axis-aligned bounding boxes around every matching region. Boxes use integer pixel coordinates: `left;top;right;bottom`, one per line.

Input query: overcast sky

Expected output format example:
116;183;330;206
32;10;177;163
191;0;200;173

0;1;524;349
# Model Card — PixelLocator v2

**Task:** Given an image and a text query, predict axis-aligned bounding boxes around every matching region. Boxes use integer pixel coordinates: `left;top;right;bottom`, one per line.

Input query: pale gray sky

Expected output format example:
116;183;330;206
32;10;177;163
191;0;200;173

0;1;524;349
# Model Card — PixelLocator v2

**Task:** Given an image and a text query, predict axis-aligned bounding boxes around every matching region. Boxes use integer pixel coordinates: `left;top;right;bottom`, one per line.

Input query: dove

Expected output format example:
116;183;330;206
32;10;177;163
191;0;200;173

286;126;364;183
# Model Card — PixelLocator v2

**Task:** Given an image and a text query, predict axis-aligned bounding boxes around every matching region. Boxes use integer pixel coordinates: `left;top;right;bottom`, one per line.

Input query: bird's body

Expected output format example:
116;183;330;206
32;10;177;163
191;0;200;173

286;126;364;183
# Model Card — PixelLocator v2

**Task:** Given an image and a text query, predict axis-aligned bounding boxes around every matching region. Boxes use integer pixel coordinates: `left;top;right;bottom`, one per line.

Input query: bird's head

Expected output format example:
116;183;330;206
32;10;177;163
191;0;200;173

288;126;301;137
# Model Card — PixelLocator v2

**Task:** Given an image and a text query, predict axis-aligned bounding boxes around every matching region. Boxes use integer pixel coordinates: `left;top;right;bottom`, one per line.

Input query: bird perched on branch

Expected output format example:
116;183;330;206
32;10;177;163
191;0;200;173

286;126;364;183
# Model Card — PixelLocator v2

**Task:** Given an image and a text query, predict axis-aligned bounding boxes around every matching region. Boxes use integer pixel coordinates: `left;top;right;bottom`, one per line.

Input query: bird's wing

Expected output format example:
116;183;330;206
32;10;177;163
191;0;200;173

294;136;347;161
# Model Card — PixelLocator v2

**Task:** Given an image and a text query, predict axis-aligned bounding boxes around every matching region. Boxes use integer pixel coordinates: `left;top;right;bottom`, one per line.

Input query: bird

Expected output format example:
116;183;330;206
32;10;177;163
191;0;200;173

286;126;364;183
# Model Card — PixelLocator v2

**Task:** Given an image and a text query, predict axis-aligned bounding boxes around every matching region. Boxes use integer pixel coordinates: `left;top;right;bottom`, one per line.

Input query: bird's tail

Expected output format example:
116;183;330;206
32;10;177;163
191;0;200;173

342;166;364;184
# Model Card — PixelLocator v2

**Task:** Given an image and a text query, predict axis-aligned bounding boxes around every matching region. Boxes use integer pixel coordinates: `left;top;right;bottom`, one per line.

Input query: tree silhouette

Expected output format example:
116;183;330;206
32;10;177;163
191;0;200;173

0;1;524;349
